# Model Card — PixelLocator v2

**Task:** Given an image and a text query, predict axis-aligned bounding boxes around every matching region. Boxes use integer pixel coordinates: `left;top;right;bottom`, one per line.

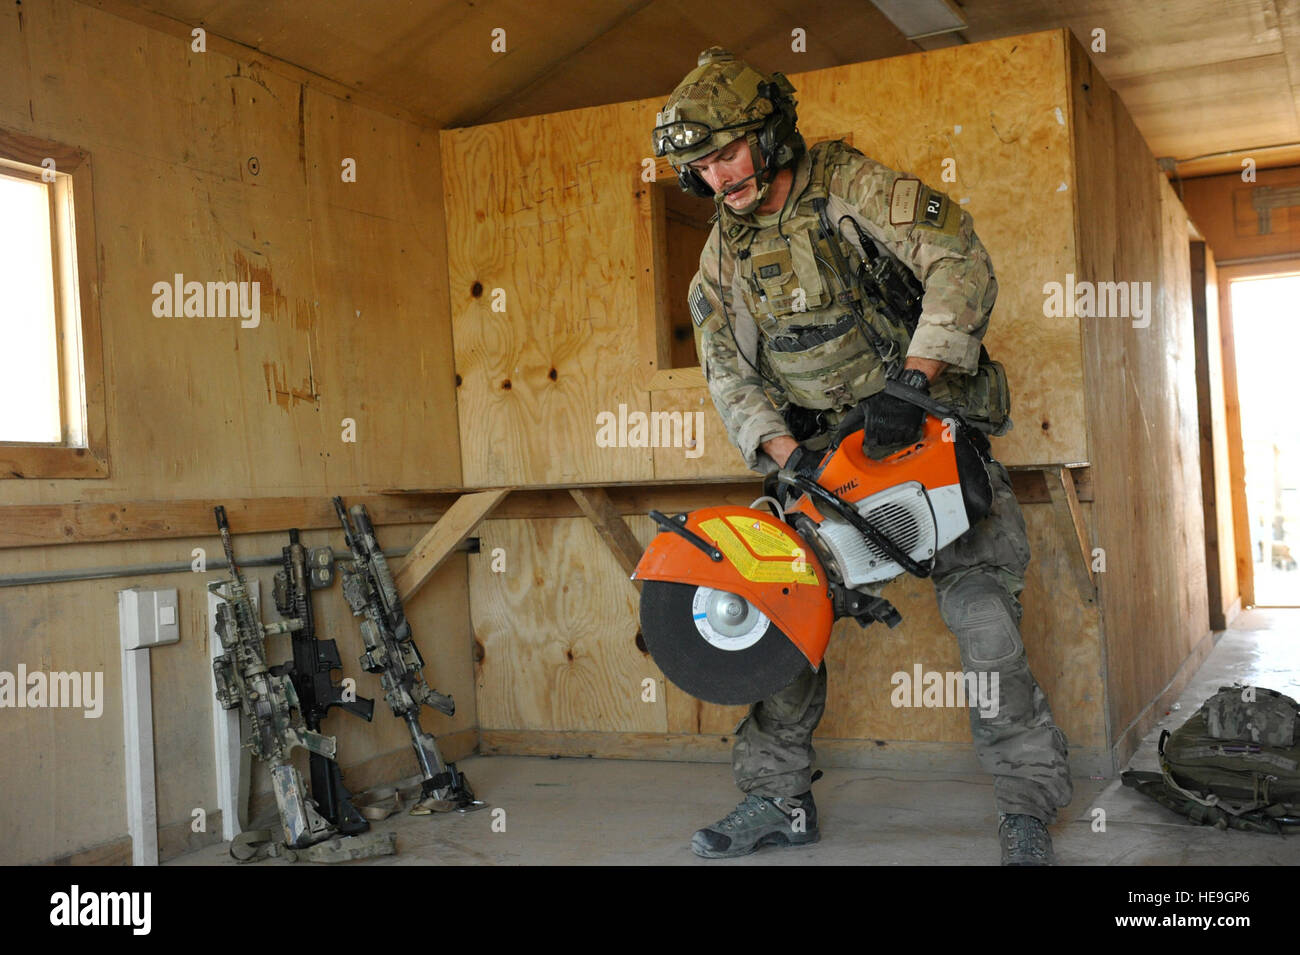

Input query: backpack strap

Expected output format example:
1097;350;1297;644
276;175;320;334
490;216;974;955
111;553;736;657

1122;770;1289;834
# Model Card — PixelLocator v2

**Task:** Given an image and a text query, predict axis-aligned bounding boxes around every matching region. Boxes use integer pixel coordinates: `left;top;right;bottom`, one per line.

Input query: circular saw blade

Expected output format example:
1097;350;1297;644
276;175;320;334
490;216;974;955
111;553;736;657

640;579;811;705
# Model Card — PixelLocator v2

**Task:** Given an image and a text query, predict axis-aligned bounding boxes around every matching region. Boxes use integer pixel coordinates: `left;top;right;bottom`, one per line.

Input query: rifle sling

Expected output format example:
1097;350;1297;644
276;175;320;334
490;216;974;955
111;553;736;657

229;828;396;864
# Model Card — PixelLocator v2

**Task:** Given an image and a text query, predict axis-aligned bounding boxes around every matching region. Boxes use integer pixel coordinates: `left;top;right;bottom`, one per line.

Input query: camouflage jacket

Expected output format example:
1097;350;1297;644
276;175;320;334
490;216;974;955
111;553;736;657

691;139;999;472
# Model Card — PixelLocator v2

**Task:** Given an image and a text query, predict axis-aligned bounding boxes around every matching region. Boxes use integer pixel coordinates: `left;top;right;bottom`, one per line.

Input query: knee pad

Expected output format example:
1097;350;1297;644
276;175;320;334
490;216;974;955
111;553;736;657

939;576;1025;669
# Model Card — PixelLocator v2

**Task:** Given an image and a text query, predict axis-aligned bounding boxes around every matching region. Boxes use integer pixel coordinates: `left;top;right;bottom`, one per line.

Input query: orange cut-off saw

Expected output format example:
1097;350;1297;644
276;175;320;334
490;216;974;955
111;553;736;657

633;381;996;705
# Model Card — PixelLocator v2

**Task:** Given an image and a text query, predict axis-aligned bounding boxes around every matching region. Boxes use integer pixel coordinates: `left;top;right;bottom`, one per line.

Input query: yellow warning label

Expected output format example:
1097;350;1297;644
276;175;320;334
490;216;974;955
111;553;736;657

724;515;799;558
699;517;818;586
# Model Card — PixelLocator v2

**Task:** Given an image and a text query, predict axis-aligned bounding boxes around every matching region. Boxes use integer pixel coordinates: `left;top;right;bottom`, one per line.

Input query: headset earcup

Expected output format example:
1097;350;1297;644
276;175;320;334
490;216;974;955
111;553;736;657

761;117;783;157
678;167;713;198
757;96;797;172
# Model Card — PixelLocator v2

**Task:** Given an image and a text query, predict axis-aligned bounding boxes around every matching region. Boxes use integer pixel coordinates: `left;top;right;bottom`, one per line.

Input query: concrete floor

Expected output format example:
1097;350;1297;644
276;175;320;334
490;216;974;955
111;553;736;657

172;608;1300;866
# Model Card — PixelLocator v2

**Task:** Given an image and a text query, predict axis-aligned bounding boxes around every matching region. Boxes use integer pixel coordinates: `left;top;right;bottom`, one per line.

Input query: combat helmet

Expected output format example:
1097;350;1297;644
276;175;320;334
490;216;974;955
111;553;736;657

653;47;804;202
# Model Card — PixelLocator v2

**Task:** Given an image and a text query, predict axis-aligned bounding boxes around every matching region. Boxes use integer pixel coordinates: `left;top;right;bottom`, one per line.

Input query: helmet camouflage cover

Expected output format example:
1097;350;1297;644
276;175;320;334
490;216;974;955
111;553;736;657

653;48;778;166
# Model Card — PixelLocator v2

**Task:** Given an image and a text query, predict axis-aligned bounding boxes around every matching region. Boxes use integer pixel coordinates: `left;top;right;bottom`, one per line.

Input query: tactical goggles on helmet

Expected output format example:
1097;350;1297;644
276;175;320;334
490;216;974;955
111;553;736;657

652;118;759;158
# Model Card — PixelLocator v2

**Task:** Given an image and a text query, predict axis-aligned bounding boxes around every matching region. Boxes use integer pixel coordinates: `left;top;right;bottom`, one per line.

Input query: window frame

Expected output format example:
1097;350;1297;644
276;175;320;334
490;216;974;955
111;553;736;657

0;127;109;479
635;156;707;392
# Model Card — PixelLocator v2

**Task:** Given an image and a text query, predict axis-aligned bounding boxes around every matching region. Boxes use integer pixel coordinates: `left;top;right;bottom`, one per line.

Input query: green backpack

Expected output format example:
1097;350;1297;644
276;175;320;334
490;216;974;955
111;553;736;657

1122;685;1300;834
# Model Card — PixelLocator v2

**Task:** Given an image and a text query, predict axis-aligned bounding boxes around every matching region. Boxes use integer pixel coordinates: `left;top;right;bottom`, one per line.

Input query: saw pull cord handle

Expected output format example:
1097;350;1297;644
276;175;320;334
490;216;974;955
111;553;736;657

779;472;934;579
647;510;723;562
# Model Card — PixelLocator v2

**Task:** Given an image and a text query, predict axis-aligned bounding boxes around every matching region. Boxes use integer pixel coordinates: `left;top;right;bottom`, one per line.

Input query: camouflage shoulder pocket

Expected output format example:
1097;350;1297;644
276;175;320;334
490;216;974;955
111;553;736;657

930;355;1011;435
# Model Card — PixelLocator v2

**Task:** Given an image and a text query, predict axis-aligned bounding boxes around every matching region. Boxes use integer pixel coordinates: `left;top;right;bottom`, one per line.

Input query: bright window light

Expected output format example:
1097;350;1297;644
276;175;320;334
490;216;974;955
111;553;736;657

0;171;62;443
1232;274;1300;422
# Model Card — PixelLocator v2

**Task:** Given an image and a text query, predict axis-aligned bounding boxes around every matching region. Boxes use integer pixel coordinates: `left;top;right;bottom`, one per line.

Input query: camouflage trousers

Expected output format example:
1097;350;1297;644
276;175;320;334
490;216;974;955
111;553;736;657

732;459;1075;823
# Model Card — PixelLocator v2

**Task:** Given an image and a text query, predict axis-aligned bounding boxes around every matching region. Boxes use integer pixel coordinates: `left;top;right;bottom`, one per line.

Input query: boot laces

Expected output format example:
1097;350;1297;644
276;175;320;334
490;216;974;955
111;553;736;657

721;793;780;830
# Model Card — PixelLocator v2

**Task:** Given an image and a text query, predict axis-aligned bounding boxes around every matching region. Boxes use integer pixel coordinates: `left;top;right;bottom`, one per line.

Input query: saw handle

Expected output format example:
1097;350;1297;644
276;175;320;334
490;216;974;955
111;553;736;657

647;510;723;563
835;381;990;461
833;380;963;445
882;378;962;421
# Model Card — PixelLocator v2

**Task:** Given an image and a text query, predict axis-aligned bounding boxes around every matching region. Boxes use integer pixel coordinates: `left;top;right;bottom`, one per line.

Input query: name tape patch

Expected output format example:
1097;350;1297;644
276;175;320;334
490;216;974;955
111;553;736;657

889;178;920;225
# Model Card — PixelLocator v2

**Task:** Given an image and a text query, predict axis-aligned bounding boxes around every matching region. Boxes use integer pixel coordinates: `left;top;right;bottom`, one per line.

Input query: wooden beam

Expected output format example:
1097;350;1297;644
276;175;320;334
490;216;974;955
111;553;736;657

568;487;645;591
1216;265;1256;608
478;729;1113;775
384;474;762;495
1190;241;1229;630
647;366;707;392
483;482;765;520
388;466;1094;503
1;467;1092;550
1008;465;1093;504
393;488;510;602
0;495;450;550
1047;465;1096;601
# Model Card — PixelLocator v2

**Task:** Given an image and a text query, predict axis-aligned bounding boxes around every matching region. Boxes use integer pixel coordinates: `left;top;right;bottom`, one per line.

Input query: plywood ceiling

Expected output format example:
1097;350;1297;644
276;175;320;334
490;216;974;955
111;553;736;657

89;0;1300;176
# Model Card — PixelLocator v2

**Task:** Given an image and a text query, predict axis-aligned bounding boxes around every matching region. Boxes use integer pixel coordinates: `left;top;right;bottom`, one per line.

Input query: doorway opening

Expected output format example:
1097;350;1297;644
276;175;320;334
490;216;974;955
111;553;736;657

1232;271;1300;606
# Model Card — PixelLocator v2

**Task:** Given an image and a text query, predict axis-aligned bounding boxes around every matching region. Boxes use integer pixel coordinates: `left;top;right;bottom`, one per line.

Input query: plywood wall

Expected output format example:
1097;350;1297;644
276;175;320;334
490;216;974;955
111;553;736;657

0;0;469;864
1068;35;1210;758
0;525;478;866
443;30;1090;487
466;30;1220;778
471;504;1109;774
1;8;459;502
458;30;1115;776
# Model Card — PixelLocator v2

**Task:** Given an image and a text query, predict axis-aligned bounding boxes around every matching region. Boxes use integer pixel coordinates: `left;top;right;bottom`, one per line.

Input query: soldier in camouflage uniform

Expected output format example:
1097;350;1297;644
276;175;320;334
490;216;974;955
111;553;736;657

652;48;1073;865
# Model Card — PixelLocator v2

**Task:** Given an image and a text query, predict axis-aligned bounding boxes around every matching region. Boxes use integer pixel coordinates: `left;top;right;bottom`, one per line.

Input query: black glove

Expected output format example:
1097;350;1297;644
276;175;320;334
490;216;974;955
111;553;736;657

763;443;820;507
783;444;820;478
863;368;930;448
781;404;827;443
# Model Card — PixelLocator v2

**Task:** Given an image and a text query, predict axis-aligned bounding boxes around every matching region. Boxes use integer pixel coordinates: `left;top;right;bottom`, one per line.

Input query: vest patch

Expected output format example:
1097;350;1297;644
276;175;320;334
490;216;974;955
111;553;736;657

915;187;959;234
921;189;946;225
889;178;920;225
758;263;782;278
689;283;714;327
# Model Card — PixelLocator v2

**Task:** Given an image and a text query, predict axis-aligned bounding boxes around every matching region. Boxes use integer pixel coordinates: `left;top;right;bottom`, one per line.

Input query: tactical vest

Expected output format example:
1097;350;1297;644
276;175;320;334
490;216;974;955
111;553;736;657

717;146;911;414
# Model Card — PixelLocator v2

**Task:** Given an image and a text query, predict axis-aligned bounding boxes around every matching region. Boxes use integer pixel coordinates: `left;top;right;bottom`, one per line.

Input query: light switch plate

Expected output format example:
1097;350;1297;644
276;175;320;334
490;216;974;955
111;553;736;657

119;588;181;649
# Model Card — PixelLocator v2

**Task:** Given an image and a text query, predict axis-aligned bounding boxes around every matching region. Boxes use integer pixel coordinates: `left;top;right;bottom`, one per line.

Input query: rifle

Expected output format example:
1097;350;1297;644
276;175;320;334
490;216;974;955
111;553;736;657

208;506;336;849
270;528;375;835
333;496;482;811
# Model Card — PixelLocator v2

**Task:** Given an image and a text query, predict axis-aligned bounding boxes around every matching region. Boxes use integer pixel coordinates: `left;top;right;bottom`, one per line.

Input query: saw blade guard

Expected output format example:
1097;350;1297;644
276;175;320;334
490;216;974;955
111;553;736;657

633;505;834;668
